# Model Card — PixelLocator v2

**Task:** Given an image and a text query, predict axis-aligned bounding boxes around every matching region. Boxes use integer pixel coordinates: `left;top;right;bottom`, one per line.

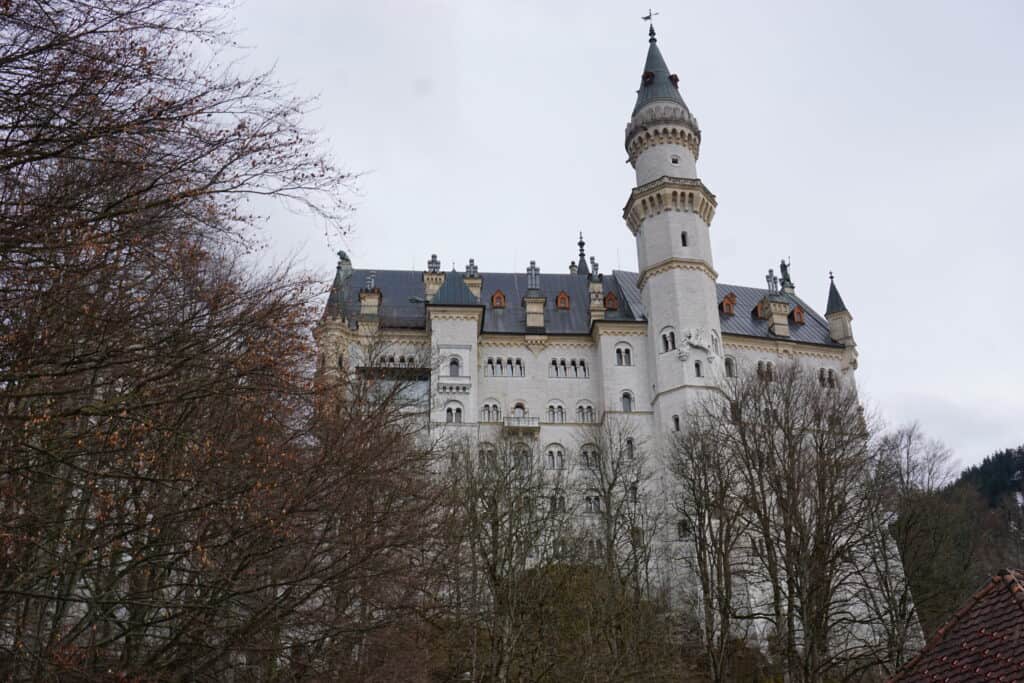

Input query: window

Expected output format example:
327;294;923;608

449;357;460;377
791;305;806;325
757;360;775;381
515;358;524;376
604;291;619;310
694;360;703;378
513;402;526;418
724;356;736;378
621;392;634;413
445;404;463;424
514;445;532;468
556;291;570;310
669;332;676;350
819;367;837;388
481;402;501;422
584;495;601;513
671;154;680;165
615;344;632;366
491;290;506;308
680;231;688;247
662;335;669;352
720;292;737;316
677;519;691;539
625;438;635;460
581;445;597;468
546;446;565;470
550;494;567;513
546;404;565;423
672;415;680;432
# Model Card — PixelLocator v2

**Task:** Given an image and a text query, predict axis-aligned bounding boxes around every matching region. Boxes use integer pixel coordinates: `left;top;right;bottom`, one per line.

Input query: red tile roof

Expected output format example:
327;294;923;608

891;570;1024;682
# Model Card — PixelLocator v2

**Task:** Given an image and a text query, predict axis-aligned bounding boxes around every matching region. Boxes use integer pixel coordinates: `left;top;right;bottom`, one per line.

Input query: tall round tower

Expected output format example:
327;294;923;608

623;25;722;429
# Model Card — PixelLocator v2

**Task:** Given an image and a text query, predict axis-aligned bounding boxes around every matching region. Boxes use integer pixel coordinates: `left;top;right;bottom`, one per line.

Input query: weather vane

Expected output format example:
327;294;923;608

642;8;659;39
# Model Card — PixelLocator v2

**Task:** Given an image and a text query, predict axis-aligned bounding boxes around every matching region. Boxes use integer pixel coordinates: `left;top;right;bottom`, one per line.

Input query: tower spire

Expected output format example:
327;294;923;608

576;231;590;276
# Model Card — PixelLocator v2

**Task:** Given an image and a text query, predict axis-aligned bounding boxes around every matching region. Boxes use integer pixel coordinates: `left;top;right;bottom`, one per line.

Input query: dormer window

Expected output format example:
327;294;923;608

791;305;805;325
604;292;619;311
642;71;654;85
491;290;506;309
669;74;680;88
720;292;737;316
556;291;570;310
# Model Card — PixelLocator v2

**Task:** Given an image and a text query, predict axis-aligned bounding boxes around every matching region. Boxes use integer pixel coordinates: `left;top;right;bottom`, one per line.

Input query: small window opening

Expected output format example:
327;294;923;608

681;231;688;247
671;154;680;165
724;357;736;378
694;360;703;378
672;415;681;432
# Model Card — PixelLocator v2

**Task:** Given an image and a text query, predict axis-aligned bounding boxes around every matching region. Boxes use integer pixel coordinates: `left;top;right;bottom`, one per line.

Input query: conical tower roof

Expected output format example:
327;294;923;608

825;275;849;316
631;27;697;124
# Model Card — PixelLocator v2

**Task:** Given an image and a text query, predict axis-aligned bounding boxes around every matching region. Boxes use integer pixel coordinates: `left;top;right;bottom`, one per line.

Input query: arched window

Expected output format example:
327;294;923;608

446;408;454;423
580;360;588;377
624;349;632;365
724;356;736;378
757;360;775;381
681;231;688;247
559;359;567;377
549;359;557;377
556;406;564;422
662;335;669;352
694;360;703;378
616;349;624;366
491;290;506;309
570;360;578;377
621;392;634;413
449;357;460;377
577;406;585;422
586;406;594;422
455;407;462;423
547;405;555;422
625;438;635;459
546;446;564;470
482;405;491;422
513;402;526;418
556;291;570;310
669;332;676;350
515;358;524;376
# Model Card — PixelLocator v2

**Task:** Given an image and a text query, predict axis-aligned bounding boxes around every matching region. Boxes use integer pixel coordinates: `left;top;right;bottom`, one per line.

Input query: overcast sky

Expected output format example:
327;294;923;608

234;0;1023;470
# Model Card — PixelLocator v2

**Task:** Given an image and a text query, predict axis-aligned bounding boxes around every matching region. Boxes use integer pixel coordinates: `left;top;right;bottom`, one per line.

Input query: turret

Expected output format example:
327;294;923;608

825;273;854;346
622;24;722;430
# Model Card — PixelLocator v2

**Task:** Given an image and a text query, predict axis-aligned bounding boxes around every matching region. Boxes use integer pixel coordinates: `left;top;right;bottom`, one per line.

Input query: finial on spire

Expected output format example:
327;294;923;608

829;270;834;282
642;9;659;41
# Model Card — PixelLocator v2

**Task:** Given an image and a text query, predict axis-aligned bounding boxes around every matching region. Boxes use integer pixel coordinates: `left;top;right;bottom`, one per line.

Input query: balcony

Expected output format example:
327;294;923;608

503;416;540;432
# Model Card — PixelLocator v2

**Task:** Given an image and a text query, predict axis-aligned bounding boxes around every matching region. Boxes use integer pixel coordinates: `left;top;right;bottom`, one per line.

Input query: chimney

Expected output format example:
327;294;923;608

423;254;445;298
523;261;546;332
356;272;380;321
463;259;482;299
589;260;605;323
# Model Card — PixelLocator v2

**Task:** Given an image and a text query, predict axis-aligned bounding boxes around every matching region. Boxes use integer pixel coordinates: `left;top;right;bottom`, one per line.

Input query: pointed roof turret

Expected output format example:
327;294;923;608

324;250;352;319
631;26;698;127
825;272;849;316
576;232;590;276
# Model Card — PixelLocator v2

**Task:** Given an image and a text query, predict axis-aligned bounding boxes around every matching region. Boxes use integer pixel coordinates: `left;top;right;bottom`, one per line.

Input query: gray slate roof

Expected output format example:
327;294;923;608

328;268;840;347
431;271;480;306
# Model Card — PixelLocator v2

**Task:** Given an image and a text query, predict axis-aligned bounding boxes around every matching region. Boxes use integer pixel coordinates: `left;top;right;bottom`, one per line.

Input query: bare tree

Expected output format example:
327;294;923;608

675;361;909;681
668;408;752;682
435;433;570;682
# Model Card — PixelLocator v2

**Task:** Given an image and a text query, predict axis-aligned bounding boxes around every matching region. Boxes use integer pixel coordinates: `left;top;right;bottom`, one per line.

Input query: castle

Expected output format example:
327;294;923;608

315;24;857;447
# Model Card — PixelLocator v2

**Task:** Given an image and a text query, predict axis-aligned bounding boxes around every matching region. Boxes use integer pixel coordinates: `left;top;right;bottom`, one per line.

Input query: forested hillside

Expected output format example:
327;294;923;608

895;442;1024;637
